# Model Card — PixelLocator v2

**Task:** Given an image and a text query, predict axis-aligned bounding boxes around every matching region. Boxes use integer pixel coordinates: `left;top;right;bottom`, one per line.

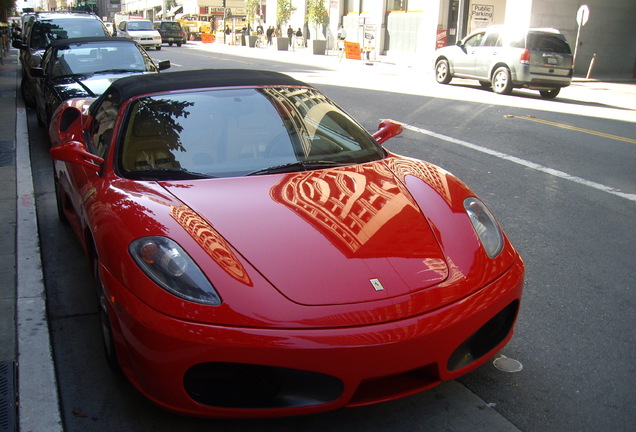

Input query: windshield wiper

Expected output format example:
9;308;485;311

93;68;143;74
246;160;350;176
128;168;214;181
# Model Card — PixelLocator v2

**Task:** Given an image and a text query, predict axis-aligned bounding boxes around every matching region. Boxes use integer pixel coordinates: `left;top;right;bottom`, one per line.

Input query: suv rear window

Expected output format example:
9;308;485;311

527;33;571;54
161;22;181;30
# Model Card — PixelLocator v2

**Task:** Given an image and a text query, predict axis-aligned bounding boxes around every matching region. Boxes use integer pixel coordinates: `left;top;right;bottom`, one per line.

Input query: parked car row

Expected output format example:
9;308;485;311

12;11;171;126
14;11;525;418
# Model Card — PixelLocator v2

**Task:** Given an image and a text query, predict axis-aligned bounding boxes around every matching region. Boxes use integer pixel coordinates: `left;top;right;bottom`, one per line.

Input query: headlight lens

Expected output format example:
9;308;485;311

463;197;504;258
129;236;221;305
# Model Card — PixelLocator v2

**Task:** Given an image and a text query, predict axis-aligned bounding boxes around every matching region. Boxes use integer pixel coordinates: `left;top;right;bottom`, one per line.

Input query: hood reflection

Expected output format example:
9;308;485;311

170;204;253;286
270;162;445;261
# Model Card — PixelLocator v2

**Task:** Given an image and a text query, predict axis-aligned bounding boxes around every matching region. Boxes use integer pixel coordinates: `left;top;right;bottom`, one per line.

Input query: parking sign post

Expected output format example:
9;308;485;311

573;5;589;69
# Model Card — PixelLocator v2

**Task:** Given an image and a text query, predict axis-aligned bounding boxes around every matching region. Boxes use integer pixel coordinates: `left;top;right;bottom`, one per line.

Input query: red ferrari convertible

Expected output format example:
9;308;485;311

49;69;524;418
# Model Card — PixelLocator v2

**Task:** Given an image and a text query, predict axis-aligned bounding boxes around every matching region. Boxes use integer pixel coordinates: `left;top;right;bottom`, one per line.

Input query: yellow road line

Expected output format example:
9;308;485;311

506;115;636;144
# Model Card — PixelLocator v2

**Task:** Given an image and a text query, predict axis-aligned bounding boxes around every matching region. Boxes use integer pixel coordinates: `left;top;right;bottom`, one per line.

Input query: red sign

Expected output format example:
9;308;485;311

344;41;362;60
436;29;447;50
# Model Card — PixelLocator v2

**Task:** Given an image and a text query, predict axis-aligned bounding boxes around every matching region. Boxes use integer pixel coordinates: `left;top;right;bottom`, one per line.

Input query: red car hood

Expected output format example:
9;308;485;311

161;162;448;306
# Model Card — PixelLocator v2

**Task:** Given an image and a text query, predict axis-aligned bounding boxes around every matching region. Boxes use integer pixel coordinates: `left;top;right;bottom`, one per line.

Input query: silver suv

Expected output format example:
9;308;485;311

434;26;573;99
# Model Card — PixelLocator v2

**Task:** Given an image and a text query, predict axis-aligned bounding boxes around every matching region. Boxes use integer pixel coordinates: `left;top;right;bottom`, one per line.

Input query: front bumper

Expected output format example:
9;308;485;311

135;38;161;48
101;257;524;418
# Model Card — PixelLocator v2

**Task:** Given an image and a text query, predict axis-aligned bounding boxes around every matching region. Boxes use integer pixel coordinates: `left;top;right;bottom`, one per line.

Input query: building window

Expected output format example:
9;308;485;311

387;0;407;11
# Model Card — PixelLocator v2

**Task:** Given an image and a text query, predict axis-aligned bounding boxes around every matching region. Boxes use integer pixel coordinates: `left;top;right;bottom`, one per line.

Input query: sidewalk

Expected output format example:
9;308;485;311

0;46;18;432
0;47;62;432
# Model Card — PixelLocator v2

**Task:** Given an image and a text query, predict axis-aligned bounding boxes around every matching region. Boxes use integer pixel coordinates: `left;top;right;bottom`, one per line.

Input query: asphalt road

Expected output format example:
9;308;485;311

27;44;635;431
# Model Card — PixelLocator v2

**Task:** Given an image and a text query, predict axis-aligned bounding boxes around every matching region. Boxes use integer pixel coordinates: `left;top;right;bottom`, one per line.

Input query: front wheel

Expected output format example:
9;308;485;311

492;66;513;95
94;256;119;370
435;59;452;84
539;88;560;99
156;46;162;51
53;176;69;225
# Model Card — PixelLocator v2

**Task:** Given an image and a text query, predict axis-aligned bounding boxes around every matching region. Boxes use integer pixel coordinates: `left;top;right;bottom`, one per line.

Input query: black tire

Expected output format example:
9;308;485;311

156;46;161;51
36;104;45;127
539;88;560;99
176;42;182;47
94;255;120;370
168;42;173;46
435;59;452;84
21;73;35;107
492;66;513;95
53;176;69;225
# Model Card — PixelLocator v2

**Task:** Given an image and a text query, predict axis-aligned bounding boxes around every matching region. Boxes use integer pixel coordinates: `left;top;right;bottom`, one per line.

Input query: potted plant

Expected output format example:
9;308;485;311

306;0;328;54
275;0;295;50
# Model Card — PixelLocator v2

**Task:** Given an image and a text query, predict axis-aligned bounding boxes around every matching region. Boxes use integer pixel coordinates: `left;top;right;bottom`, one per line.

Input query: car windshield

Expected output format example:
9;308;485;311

118;87;386;180
127;21;154;31
30;18;106;49
51;42;149;77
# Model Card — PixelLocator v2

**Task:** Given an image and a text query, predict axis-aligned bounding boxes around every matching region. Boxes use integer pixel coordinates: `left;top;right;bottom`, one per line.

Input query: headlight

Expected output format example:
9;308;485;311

129;236;221;305
463;197;504;258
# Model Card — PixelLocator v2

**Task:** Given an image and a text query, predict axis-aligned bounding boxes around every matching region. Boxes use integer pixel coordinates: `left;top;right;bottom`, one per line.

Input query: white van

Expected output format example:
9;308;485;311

116;19;162;51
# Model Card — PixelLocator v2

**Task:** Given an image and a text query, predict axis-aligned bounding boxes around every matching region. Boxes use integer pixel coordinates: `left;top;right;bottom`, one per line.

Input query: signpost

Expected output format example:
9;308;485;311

573;5;589;68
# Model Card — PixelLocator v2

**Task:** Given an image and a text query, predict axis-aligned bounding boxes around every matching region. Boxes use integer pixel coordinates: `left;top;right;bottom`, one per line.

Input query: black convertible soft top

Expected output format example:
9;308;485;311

108;69;309;102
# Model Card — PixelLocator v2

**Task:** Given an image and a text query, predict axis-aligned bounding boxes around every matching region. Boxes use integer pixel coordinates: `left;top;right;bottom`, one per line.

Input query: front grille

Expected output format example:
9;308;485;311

447;300;519;371
184;362;343;409
348;363;440;407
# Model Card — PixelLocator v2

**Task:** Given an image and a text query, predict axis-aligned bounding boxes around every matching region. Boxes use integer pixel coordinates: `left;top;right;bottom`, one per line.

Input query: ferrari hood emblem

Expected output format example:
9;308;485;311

370;278;385;291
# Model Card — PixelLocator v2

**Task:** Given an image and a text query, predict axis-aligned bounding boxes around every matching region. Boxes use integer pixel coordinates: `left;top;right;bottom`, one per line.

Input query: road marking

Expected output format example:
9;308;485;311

184;51;253;64
505;115;636;144
393;120;636;203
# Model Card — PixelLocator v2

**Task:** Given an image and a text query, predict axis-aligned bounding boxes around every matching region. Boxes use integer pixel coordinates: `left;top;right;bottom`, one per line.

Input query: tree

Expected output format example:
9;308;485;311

0;0;17;22
245;0;260;29
306;0;328;40
276;0;295;29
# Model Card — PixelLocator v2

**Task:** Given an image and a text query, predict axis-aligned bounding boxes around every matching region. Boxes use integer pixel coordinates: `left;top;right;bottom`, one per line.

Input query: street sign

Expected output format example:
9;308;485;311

576;5;589;26
573;5;590;69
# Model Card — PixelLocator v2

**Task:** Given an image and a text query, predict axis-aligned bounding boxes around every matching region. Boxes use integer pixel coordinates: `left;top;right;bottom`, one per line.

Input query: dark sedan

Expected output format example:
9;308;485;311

31;36;170;127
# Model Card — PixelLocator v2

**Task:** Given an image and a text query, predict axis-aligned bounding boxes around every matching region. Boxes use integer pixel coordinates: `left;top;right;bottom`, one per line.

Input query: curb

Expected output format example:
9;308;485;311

15;80;63;431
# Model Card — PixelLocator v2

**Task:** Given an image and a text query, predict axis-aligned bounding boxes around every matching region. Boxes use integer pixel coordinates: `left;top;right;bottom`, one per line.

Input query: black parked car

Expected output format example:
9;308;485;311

13;11;111;107
31;37;170;127
153;21;187;46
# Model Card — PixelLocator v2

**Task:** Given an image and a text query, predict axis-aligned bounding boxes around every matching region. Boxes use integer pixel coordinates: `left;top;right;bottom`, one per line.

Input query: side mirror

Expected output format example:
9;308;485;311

12;39;26;50
50;141;103;173
157;59;171;71
30;66;45;78
372;120;403;145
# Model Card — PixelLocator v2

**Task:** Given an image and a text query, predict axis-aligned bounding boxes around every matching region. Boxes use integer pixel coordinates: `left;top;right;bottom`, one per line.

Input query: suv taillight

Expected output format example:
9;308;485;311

520;49;530;65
